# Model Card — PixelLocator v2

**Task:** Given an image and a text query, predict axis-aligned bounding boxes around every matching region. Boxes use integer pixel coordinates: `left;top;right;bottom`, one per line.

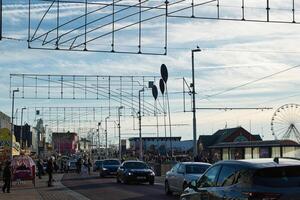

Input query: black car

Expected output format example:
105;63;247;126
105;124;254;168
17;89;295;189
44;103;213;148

116;160;155;185
181;158;300;200
93;160;103;172
99;159;121;177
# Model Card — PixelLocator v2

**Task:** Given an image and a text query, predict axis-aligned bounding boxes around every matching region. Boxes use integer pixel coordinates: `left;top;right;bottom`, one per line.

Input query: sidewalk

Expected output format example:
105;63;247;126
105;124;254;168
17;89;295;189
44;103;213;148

0;173;90;200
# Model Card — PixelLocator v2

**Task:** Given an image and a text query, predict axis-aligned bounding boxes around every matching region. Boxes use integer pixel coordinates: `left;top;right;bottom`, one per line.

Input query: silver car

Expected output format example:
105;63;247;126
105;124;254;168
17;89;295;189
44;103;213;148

165;162;211;195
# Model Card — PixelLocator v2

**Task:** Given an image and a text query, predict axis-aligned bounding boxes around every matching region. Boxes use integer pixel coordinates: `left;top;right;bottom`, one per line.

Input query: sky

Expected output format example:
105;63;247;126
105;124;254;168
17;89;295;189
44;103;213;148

0;0;300;144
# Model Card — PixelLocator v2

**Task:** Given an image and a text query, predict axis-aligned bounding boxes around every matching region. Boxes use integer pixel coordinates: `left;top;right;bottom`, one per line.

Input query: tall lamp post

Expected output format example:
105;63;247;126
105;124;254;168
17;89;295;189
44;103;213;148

138;88;144;160
20;107;26;149
105;116;109;158
11;88;19;159
191;47;201;159
97;121;101;156
118;106;124;161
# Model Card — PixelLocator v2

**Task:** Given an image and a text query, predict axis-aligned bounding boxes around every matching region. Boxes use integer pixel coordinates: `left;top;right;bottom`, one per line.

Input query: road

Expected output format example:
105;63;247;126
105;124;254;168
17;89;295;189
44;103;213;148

62;173;179;200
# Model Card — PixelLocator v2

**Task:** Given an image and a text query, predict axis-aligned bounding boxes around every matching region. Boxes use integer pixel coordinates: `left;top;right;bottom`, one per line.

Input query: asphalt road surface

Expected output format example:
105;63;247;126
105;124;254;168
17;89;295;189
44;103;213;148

62;173;179;200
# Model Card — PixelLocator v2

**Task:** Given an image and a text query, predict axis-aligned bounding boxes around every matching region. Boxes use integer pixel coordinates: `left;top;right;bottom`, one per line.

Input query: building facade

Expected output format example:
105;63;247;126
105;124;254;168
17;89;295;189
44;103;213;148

0;111;10;130
198;126;300;162
129;137;182;155
52;132;79;155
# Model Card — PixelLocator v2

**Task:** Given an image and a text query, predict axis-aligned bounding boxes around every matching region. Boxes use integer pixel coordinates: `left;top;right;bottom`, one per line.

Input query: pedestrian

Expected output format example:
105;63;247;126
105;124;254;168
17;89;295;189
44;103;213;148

46;158;54;187
37;159;44;179
2;160;11;193
88;159;91;175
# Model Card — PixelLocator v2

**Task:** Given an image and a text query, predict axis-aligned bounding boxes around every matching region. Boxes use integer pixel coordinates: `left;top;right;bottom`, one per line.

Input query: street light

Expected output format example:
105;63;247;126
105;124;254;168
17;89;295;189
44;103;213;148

105;116;109;158
118;106;124;161
138;88;144;160
191;47;201;159
20;107;26;149
97;121;101;155
11;88;19;159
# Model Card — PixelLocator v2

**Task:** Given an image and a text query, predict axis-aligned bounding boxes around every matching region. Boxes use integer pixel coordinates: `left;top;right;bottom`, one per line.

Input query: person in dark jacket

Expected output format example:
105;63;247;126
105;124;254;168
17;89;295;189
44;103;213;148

47;158;54;187
2;160;11;193
37;159;44;179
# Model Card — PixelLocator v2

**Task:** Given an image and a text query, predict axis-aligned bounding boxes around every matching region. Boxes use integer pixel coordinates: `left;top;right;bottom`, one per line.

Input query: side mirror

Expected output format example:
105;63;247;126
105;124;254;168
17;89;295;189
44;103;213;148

188;180;197;190
119;166;125;170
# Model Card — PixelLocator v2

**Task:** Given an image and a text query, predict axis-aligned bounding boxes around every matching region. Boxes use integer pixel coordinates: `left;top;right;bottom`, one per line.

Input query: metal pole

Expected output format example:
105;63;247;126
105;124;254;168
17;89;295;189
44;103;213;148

192;48;201;159
0;0;2;41
118;106;123;161
105;116;109;158
138;89;144;160
20;107;26;149
97;122;101;156
11;89;19;159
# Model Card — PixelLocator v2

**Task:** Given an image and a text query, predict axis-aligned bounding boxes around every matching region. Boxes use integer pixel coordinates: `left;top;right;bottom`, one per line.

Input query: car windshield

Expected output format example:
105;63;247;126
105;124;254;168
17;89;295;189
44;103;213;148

253;166;300;188
186;164;210;174
124;162;148;169
95;161;102;166
103;160;120;166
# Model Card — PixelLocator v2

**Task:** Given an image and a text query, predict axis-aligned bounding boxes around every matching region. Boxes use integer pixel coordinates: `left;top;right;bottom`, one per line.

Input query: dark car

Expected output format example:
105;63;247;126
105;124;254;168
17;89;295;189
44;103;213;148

116;160;155;185
99;159;121;177
180;158;300;200
93;160;103;172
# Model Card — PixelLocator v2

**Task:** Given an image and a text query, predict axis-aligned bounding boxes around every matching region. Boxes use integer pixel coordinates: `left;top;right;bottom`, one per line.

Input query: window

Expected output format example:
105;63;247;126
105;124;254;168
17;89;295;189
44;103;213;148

186;164;210;174
253;166;300;188
177;164;185;174
171;163;180;172
236;169;254;185
217;165;237;187
103;160;120;166
198;165;221;188
123;162;148;169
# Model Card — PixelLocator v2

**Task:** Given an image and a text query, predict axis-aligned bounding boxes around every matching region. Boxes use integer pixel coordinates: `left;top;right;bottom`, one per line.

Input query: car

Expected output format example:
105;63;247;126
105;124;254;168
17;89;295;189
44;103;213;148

180;158;300;200
67;160;77;172
165;162;211;195
99;159;121;177
116;160;155;185
93;160;103;172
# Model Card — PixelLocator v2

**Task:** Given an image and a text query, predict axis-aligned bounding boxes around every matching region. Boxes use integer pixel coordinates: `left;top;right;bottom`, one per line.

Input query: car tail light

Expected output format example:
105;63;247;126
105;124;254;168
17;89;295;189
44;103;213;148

243;192;281;200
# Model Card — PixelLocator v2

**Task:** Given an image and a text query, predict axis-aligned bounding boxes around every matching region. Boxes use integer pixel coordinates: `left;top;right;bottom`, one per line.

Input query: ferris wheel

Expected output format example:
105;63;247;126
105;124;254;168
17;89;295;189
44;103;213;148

271;103;300;143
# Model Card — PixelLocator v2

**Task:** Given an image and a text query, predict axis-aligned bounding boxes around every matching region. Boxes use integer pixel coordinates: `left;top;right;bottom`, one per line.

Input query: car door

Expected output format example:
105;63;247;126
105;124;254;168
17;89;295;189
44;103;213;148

213;165;238;200
168;163;179;191
188;165;222;200
176;164;186;191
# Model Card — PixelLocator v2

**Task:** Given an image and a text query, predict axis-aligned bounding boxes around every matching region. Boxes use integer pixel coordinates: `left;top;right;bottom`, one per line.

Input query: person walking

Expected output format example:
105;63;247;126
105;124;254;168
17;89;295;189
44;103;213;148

2;160;11;193
46;158;54;187
88;158;92;175
37;159;44;179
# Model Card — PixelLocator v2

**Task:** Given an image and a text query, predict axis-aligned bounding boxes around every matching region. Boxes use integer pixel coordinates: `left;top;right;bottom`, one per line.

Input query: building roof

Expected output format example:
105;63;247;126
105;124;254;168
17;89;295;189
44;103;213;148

209;139;300;148
216;158;300;169
129;137;181;141
199;126;262;148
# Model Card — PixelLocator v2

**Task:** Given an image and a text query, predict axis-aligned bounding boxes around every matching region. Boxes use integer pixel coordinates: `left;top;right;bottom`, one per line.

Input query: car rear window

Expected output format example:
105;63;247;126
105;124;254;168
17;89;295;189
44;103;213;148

254;166;300;188
124;162;148;169
186;164;210;174
103;160;120;165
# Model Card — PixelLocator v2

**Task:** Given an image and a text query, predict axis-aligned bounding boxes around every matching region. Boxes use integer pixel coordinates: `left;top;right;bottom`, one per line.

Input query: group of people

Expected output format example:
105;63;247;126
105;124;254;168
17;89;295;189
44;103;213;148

76;158;92;176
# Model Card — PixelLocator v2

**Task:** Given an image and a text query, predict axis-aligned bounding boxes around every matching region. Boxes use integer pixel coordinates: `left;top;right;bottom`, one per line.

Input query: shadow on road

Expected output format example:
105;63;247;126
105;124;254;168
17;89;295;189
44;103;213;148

62;173;179;200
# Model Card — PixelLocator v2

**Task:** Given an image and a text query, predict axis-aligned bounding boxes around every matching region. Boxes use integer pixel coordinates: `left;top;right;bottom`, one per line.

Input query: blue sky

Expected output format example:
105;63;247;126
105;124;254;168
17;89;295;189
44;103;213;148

1;0;300;144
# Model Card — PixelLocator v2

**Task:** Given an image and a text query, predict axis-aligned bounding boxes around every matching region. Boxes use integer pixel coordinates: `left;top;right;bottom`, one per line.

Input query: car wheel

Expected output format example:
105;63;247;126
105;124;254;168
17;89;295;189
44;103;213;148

123;178;129;184
165;181;172;195
116;176;121;183
149;179;154;185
